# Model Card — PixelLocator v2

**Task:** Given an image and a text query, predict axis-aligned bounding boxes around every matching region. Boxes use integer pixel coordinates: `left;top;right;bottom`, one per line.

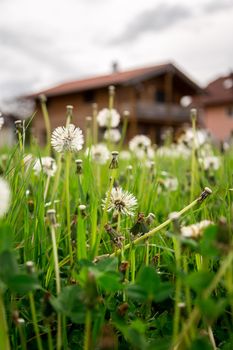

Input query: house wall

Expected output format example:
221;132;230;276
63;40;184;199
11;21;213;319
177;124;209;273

32;74;195;144
203;104;233;141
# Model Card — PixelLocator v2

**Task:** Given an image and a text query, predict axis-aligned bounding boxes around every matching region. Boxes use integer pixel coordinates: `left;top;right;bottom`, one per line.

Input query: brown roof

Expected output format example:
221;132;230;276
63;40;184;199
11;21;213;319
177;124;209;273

29;62;201;98
202;73;233;106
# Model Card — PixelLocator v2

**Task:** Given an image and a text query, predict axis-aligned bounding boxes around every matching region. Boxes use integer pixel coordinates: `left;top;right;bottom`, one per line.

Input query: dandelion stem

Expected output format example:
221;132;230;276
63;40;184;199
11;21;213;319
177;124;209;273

83;309;92;350
0;290;11;350
51;154;62;202
40;95;51;155
172;236;182;344
18;322;27;350
110;191;209;257
65;151;73;265
28;292;43;350
92;103;98;145
44;175;51;201
94;168;116;257
50;225;61;295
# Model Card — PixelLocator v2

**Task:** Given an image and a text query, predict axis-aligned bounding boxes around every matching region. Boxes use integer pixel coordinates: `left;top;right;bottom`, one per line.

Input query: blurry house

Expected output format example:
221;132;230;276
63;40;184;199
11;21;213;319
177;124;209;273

29;62;202;143
198;73;233;141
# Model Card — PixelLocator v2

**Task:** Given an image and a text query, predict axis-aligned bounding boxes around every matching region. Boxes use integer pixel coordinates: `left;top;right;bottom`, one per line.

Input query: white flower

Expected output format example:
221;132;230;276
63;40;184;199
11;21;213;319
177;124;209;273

0;178;11;218
86;144;110;164
199;156;220;171
97;108;120;128
0;116;4;130
129;135;154;159
51;124;84;153
119;150;131;160
146;146;155;160
163;177;178;191
181;220;213;239
33;157;57;177
102;187;138;216
157;144;190;159
178;128;209;148
129;135;151;152
158;173;178;192
104;128;121;143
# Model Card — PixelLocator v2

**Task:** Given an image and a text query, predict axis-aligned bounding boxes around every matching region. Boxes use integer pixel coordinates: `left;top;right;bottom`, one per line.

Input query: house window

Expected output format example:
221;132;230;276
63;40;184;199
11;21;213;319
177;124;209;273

83;90;95;103
226;106;233;118
155;90;165;103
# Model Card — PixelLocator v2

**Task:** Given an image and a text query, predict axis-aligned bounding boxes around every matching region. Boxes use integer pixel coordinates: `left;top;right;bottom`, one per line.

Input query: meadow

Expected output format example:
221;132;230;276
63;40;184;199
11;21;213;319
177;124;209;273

0;87;232;350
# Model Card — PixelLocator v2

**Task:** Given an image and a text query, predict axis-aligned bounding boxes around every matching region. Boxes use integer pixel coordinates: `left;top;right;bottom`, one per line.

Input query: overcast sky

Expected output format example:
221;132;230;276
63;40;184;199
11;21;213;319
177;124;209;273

0;0;233;99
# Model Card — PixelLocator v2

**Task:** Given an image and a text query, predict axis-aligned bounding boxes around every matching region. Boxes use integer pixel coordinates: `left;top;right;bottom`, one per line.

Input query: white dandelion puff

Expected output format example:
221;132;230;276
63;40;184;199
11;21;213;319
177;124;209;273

102;187;138;216
33;157;57;177
86;144;110;164
0;178;11;218
104;128;121;143
119;150;131;161
129;135;151;151
157;144;190;159
181;220;214;239
0;116;4;130
199;156;220;171
51;124;84;153
97;108;120;128
129;135;154;159
178;128;209;148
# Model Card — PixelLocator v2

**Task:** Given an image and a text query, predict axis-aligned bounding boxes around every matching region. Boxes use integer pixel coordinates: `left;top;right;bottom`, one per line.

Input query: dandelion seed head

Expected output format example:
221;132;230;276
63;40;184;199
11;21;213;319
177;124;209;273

102;187;138;216
33;157;57;177
86;144;110;164
51;124;84;153
0;177;11;218
181;220;213;239
199;156;220;171
120;150;131;160
129;135;154;159
104;128;121;143
97;108;120;128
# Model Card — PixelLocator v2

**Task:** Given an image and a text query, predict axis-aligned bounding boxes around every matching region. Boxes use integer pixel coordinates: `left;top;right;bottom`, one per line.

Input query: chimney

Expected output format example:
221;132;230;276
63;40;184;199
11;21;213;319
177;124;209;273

112;61;119;73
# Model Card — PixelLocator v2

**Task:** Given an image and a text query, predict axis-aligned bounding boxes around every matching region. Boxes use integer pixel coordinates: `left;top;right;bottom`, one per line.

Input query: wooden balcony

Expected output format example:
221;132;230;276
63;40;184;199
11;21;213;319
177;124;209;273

136;102;190;123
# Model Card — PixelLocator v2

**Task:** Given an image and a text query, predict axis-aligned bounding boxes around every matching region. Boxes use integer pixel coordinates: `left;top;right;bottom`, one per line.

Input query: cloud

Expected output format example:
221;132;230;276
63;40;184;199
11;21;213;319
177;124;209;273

203;0;233;13
110;3;192;45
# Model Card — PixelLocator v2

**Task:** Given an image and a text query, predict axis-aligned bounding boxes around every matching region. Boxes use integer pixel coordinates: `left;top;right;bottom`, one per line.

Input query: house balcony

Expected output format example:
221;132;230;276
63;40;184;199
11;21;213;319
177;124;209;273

136;102;190;123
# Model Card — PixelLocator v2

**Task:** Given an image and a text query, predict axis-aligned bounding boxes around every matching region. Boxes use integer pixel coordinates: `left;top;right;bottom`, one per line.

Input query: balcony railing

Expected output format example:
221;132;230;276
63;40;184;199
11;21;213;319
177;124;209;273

136;102;190;122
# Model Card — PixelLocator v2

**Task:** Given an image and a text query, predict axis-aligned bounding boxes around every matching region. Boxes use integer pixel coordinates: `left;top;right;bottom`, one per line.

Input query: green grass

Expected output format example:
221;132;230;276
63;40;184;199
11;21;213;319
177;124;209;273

0;103;233;350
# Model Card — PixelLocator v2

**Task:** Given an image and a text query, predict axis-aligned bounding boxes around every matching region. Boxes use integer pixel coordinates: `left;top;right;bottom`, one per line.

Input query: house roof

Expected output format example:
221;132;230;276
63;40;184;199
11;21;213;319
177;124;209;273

29;62;201;98
202;73;233;106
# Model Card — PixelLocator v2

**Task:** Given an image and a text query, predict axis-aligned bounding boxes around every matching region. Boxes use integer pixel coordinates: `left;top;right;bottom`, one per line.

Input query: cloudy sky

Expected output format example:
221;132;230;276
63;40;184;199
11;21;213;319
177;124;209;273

0;0;233;99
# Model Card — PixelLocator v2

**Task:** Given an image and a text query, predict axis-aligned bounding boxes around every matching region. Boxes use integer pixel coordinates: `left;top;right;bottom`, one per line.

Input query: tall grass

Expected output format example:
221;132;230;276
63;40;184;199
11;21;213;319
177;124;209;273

0;92;232;350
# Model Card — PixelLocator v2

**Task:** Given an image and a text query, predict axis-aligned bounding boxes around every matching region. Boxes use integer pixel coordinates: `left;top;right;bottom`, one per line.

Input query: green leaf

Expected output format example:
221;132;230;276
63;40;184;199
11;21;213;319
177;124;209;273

50;285;86;324
126;284;148;302
97;271;123;292
190;337;212;350
0;224;13;253
136;266;160;296
0;251;18;283
154;282;173;302
197;298;226;321
95;257;118;272
185;271;214;293
199;225;219;257
7;274;40;294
